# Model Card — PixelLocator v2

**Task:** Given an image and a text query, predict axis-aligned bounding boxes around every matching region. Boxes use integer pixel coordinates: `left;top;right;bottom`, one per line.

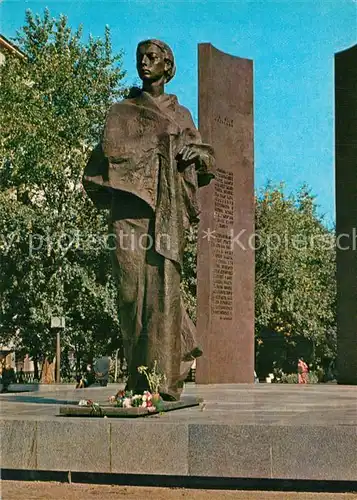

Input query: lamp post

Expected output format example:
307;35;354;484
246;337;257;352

51;316;65;383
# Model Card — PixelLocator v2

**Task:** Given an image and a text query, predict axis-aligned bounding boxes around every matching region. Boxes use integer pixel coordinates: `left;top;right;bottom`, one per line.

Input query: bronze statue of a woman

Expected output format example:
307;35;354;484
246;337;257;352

83;39;215;400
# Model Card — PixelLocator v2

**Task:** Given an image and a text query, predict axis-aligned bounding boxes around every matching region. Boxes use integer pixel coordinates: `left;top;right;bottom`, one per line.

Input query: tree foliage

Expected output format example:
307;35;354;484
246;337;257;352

254;185;336;377
0;9;337;380
181;184;336;377
0;9;126;370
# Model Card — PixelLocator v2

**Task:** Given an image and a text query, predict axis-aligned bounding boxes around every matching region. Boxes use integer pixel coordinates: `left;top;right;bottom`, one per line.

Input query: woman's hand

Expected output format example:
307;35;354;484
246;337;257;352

178;144;202;162
177;144;202;171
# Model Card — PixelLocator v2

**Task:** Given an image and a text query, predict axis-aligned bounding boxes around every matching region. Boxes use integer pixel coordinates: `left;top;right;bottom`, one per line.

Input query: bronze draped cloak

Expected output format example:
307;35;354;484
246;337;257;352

83;90;215;396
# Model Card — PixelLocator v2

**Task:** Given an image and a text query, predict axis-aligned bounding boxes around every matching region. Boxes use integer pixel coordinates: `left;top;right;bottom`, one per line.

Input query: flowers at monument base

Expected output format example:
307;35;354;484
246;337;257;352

78;399;93;406
77;399;103;415
106;362;166;411
108;389;163;412
76;364;167;413
123;397;133;409
137;363;166;395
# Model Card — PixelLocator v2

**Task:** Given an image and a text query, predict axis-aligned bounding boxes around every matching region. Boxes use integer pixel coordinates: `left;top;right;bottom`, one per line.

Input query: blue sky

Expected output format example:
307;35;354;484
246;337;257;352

1;1;356;225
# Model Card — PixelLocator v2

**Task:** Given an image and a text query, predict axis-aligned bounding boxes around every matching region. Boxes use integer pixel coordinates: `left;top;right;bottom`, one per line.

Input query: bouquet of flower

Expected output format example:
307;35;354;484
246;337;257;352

107;362;166;412
137;361;166;394
78;399;103;415
108;389;164;412
78;399;94;406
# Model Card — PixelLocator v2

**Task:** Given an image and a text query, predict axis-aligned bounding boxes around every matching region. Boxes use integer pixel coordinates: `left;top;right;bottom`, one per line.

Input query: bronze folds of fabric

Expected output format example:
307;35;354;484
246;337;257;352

83;90;215;400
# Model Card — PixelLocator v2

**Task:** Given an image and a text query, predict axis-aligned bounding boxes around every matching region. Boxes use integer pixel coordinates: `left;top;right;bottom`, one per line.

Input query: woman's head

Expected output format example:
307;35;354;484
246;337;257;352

136;39;176;84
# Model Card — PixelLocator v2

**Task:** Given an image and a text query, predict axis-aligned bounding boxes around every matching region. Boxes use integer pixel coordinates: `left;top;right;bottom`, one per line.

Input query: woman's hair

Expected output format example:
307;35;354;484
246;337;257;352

137;39;176;83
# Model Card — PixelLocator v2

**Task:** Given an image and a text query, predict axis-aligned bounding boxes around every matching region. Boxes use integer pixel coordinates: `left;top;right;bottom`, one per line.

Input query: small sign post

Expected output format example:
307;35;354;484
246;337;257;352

51;316;65;383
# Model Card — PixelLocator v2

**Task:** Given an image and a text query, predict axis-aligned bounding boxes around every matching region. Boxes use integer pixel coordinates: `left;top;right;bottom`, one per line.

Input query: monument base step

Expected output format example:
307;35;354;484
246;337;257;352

1;384;356;482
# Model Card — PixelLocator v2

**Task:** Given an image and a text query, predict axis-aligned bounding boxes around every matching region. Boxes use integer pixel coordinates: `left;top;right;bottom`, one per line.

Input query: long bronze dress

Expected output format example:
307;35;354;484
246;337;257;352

83;90;214;399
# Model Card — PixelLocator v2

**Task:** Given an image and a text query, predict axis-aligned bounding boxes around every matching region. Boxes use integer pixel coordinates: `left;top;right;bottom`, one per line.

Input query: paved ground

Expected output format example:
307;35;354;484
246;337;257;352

2;482;357;500
1;383;357;426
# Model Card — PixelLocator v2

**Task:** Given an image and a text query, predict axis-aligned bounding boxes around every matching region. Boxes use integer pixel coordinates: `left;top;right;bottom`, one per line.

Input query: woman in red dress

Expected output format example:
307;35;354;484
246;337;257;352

298;358;309;383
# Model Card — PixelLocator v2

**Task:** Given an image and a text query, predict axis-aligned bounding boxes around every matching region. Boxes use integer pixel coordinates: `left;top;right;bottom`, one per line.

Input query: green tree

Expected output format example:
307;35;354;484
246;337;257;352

255;184;336;378
0;9;126;373
179;184;336;379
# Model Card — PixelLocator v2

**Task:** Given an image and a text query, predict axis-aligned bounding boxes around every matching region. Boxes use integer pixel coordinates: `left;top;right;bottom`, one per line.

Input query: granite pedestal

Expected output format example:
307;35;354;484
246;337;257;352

1;384;356;484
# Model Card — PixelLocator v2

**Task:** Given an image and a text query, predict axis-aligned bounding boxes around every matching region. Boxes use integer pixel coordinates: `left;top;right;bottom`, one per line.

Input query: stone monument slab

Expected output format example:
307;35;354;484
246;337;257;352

196;44;254;383
335;44;357;385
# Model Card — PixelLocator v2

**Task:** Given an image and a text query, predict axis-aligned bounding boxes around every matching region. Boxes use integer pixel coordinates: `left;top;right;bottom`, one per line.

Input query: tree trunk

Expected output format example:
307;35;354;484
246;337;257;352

33;357;39;380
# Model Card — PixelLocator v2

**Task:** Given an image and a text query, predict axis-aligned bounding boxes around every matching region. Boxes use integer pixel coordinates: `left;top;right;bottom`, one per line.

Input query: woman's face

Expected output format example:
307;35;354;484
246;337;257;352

137;43;166;83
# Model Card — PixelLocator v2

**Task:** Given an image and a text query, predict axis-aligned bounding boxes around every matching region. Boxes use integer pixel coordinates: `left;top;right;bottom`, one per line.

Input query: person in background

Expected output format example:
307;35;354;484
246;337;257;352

94;356;111;387
18;367;24;384
75;373;87;389
1;366;16;392
86;364;96;386
298;358;309;384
